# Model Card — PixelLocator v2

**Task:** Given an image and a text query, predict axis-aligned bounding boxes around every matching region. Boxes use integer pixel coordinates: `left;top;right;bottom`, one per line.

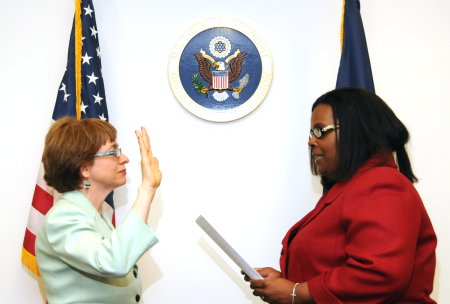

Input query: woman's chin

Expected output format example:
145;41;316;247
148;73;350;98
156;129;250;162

111;178;127;190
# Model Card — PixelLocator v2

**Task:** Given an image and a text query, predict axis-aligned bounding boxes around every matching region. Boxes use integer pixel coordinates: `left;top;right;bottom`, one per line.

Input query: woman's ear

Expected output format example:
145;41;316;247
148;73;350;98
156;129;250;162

80;165;90;179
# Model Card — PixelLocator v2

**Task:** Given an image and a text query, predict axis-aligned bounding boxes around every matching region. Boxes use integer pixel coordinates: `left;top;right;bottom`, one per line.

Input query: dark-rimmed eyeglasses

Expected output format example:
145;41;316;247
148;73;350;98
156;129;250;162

94;148;122;158
309;125;339;139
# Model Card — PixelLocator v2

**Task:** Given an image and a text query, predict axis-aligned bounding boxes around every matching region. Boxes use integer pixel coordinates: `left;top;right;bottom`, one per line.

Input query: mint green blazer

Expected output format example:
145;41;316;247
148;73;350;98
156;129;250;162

36;191;158;304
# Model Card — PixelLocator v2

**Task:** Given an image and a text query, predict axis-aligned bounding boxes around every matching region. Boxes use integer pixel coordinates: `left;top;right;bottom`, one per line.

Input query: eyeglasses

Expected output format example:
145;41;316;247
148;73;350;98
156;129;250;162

309;125;339;139
94;148;122;158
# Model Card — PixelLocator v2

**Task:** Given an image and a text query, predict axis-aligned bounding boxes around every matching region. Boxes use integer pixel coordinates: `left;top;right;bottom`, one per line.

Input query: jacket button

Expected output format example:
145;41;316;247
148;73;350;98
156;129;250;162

133;270;137;278
135;294;140;302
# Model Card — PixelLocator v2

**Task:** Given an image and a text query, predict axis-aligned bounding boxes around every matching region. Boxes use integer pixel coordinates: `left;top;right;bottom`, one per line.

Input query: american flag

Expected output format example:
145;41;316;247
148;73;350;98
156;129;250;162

212;71;229;90
21;0;114;276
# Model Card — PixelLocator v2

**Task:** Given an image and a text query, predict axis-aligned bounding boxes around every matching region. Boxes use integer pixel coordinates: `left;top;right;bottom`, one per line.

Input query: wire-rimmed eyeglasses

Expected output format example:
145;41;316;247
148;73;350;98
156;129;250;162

309;125;339;139
94;147;122;158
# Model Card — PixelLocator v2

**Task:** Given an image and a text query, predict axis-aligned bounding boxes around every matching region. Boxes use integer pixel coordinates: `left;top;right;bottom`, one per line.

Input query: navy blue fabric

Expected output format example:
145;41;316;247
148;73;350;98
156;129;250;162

53;0;109;120
336;0;375;93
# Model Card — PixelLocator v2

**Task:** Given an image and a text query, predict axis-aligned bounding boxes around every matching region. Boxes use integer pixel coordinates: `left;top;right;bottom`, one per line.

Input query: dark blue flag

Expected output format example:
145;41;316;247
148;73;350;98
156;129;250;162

336;0;375;93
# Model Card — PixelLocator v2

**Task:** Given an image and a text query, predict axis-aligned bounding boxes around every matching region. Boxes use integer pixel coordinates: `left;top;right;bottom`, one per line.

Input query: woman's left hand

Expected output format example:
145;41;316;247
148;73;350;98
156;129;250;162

250;278;296;304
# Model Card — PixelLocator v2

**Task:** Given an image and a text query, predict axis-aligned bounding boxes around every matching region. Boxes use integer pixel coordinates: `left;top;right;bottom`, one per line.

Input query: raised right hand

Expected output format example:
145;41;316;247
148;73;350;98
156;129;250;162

135;126;162;189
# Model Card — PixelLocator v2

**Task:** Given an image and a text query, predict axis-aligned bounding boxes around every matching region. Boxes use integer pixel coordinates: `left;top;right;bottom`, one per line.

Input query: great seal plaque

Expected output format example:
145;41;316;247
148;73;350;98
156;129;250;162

168;18;272;122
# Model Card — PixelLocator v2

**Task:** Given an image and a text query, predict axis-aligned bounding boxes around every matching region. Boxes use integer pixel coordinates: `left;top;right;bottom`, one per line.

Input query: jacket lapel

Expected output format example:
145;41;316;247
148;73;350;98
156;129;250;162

294;153;397;232
100;208;115;231
290;182;346;238
281;153;399;277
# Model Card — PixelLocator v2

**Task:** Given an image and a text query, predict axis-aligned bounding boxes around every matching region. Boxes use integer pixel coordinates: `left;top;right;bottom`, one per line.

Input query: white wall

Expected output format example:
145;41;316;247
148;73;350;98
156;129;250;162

1;0;449;303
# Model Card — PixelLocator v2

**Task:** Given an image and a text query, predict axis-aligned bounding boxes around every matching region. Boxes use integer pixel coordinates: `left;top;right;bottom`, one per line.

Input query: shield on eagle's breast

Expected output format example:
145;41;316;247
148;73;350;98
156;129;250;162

212;71;229;90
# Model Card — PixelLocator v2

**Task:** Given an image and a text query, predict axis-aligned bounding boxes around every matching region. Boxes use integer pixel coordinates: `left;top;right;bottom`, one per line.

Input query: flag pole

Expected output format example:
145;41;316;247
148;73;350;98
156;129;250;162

75;0;82;119
340;0;346;52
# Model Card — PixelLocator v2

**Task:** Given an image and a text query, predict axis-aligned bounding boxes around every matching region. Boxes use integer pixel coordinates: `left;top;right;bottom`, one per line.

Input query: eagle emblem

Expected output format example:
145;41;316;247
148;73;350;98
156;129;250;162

192;36;250;102
169;19;272;122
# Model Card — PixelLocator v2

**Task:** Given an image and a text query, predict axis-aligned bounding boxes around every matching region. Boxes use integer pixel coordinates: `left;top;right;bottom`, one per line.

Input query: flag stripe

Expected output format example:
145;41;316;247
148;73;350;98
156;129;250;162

23;228;37;256
31;184;54;215
26;206;46;235
213;76;228;90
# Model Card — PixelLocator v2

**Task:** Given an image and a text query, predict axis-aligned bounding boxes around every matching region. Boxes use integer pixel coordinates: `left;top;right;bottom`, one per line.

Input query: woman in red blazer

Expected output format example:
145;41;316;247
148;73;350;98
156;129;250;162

248;88;437;303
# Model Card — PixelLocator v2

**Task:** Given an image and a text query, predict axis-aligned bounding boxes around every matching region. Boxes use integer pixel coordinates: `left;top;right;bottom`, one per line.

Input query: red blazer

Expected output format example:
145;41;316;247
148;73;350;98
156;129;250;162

280;155;437;303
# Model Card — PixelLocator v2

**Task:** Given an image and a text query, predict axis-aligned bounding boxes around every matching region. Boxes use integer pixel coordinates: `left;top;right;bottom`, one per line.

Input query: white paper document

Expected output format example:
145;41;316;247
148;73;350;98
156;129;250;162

196;215;264;280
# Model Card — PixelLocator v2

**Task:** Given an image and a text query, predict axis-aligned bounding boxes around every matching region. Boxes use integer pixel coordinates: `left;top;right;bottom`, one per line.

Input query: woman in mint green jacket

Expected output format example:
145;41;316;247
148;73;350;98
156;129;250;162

36;117;162;304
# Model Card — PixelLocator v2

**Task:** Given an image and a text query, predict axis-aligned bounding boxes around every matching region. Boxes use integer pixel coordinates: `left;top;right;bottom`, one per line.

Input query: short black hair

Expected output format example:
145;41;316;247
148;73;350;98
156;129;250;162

311;87;417;186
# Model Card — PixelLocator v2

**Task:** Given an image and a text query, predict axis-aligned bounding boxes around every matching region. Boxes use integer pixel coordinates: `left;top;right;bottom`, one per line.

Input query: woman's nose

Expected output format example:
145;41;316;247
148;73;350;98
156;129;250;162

119;153;129;164
308;135;317;147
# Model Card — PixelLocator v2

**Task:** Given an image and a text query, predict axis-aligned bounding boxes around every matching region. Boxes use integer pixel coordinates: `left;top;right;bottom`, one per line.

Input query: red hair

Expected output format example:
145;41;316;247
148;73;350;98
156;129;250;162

42;117;117;192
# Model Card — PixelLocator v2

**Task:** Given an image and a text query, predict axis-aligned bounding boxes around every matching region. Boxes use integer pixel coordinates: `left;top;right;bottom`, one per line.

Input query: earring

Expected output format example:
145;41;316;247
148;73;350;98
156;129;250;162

83;180;91;189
